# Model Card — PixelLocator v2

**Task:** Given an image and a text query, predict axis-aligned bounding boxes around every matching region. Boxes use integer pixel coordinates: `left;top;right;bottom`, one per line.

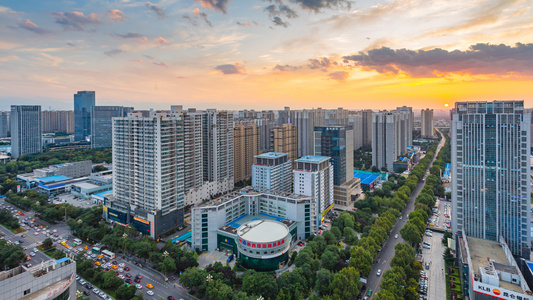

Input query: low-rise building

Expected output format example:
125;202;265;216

70;173;112;199
333;177;361;207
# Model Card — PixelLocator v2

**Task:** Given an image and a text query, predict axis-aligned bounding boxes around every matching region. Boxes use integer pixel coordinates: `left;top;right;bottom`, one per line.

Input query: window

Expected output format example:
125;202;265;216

24;289;31;295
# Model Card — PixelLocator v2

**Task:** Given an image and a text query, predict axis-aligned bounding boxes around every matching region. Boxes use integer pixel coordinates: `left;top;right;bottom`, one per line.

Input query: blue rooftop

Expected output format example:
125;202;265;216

445;163;451;170
255;152;288;159
353;170;381;185
37;175;72;183
56;257;69;264
296;155;330;163
94;190;113;197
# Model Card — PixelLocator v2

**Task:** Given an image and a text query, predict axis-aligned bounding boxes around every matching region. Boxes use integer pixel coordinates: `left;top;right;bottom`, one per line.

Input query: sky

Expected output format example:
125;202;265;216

0;0;533;111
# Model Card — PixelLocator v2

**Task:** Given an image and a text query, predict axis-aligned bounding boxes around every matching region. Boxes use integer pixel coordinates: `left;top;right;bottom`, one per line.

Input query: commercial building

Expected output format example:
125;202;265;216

106;110;185;238
191;187;316;271
252;152;292;193
91;106;132;148
70;172;112;199
11;105;42;159
456;230;533;300
421;108;434;138
353;170;382;190
272;123;297;167
74;91;95;141
0;257;76;300
42;110;74;134
0;111;9;137
451;101;531;258
293;156;334;226
33;160;92;179
234;123;259;183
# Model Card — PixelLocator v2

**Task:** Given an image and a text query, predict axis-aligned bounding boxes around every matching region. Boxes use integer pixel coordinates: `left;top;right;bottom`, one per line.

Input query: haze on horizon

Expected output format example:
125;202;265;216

1;0;533;111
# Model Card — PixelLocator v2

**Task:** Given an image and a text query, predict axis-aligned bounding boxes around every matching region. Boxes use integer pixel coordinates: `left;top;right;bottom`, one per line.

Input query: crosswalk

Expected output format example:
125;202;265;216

23;242;40;250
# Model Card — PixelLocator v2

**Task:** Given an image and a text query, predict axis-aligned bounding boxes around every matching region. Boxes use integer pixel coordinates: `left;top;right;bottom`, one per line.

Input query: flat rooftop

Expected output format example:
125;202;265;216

73;182;100;189
237;220;289;243
38;175;72;182
220;213;296;236
199;187;312;208
94;190;113;197
468;237;523;293
296;155;330;163
255;152;288;159
353;170;381;185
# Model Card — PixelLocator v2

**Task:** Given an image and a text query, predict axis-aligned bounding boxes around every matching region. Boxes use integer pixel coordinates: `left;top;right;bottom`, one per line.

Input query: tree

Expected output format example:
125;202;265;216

94;165;108;172
42;238;53;250
443;247;454;265
180;267;208;289
43;207;59;222
0;240;26;270
102;270;123;289
400;222;422;245
321;247;340;271
242;271;278;300
116;285;137;300
349;246;373;277
159;256;176;275
323;230;337;245
331;267;360;300
206;280;233;300
315;268;333;296
330;226;342;241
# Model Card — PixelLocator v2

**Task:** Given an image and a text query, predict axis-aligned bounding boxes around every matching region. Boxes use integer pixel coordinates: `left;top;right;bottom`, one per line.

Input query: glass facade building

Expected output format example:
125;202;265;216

91;106;132;149
452;101;531;258
313;125;353;185
74;91;95;141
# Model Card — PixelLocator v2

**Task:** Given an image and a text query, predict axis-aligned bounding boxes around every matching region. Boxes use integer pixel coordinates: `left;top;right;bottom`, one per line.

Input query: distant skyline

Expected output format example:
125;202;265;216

1;0;532;110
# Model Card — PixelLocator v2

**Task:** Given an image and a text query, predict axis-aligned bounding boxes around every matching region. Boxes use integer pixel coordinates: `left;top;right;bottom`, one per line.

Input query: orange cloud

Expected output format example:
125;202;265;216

154;36;169;45
108;9;127;21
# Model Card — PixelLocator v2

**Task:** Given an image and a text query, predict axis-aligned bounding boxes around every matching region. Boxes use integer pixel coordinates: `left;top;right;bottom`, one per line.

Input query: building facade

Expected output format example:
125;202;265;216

108;111;185;238
421;108;434;138
272;123;297;167
451;101;531;258
234;123;260;183
42;110;74;134
313;125;353;186
291;109;316;157
11;105;42;159
361;109;373;148
0;111;8;138
252;152;292;192
348;111;363;150
372;111;396;172
91;106;131;149
74;91;95;141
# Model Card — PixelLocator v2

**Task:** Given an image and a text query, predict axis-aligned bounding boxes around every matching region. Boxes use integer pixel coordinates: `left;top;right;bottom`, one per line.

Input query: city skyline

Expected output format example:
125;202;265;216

1;0;532;110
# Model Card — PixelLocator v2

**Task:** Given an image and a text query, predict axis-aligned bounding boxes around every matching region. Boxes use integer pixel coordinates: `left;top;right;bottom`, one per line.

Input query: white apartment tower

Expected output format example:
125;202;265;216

11;105;42;159
293;155;334;227
111;110;184;238
372;111;397;172
421;108;434;138
252;152;292;192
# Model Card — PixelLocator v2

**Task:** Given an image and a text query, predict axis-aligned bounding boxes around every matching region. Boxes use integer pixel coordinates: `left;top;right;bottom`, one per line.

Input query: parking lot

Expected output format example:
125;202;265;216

419;231;446;300
428;199;451;230
52;193;98;208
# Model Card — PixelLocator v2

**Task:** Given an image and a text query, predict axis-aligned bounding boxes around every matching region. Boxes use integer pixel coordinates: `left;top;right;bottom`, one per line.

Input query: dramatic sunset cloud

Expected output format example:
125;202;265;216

51;11;101;31
215;63;245;75
108;9;127;22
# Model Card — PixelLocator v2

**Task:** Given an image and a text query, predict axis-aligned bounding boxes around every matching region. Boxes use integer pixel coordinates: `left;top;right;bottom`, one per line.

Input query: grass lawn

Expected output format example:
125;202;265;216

445;262;463;300
12;227;26;234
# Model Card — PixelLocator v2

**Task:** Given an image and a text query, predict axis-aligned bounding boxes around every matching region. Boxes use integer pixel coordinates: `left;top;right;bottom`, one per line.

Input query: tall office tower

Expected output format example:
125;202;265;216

202;109;234;195
0;111;8;137
372;111;397;172
252;152;292;192
254;118;276;153
396;106;413;147
293;156;334;226
361;109;373;148
42;110;75;133
291;109;316;157
451;101;531;258
11;105;42;159
421;108;434;138
74;91;95;141
234;123;260;183
110;111;184;238
348;111;363;150
91;106;132;149
313;125;353;185
277;106;291;125
271;123;298;166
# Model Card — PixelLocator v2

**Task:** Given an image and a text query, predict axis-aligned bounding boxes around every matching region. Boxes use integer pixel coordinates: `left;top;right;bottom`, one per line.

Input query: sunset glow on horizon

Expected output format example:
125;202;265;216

1;0;533;111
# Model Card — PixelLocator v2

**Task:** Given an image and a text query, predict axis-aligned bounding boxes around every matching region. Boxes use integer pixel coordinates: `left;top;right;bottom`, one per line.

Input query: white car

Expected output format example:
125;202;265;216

34;232;39;236
377;269;382;276
394;234;398;239
118;263;125;268
118;275;125;279
136;284;142;289
147;291;154;296
99;292;106;298
30;252;35;257
93;288;100;294
33;248;38;252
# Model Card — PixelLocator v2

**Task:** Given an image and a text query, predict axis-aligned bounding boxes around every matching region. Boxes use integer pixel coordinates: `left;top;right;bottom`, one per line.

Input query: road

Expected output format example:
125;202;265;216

366;130;446;299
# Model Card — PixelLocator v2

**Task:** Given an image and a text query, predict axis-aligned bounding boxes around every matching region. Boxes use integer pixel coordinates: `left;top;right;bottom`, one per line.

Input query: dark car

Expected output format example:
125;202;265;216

83;291;90;296
136;275;143;279
125;279;133;284
18;240;23;243
85;283;93;289
167;297;176;300
124;267;130;271
134;278;141;283
125;273;131;278
112;261;118;265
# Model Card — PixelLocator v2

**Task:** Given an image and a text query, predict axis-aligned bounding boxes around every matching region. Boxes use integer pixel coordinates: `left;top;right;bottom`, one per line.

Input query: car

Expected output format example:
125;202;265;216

83;291;90;296
297;241;304;246
54;234;59;237
21;234;25;238
136;284;142;289
79;279;86;285
118;275;125;279
25;263;32;267
134;278;141;283
394;234;398;239
30;252;35;257
76;275;80;280
116;271;120;276
147;291;155;296
124;267;130;271
146;283;153;289
93;288;100;294
14;241;20;245
124;283;131;287
125;279;133;284
377;269;381;276
367;289;373;296
118;268;124;273
53;229;57;233
399;216;403;220
125;273;131;278
99;292;106;298
91;254;97;258
86;283;93;289
112;261;118;265
34;232;39;236
136;275;143;279
167;297;176;300
119;263;125;268
111;265;118;270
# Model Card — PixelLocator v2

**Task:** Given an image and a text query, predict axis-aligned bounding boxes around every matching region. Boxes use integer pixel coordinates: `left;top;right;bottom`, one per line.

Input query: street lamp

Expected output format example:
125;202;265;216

257;296;264;300
206;274;213;282
122;233;128;238
163;251;169;258
77;219;82;224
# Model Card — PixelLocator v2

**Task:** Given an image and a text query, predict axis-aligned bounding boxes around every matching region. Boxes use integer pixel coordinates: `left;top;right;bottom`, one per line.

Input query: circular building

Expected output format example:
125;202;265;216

236;220;291;271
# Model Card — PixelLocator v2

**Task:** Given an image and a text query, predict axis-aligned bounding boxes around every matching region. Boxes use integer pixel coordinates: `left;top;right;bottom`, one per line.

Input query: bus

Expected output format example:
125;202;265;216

102;250;115;259
73;238;82;246
92;247;101;254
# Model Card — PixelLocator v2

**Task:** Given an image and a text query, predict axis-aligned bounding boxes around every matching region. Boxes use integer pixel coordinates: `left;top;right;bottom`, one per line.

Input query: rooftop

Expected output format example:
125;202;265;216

93;190;113;197
72;182;100;189
237;220;289;243
198;187;312;208
353;170;381;185
37;175;72;183
255;152;288;159
296;155;330;163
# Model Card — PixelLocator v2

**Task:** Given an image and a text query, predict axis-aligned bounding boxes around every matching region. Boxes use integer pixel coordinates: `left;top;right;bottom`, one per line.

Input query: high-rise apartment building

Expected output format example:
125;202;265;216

313;125;353;185
396;106;413;150
252;152;292;192
108;111;184;238
348;111;363;150
91;106;132;149
451;101;531;258
254;118;276;153
372;111;397;172
11;105;42;159
361;109;373;148
421;108;434;138
291;109;316;157
234;123;260;183
74;91;95;141
293;156;334;226
42;110;74;134
272;123;297;166
277;107;291;125
0;112;8;138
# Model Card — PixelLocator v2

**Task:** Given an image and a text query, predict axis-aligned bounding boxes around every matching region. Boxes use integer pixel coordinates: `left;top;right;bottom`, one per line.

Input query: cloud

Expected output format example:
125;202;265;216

236;21;258;27
129;58;168;67
0;55;19;62
17;19;50;35
108;9;127;21
291;0;353;13
183;8;213;27
272;16;289;27
343;43;533;78
273;64;299;72
104;49;123;56
145;2;167;19
51;11;101;31
215;63;245;74
308;57;337;71
152;61;168;68
328;71;349;81
154;36;169;45
114;32;148;41
195;0;230;14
